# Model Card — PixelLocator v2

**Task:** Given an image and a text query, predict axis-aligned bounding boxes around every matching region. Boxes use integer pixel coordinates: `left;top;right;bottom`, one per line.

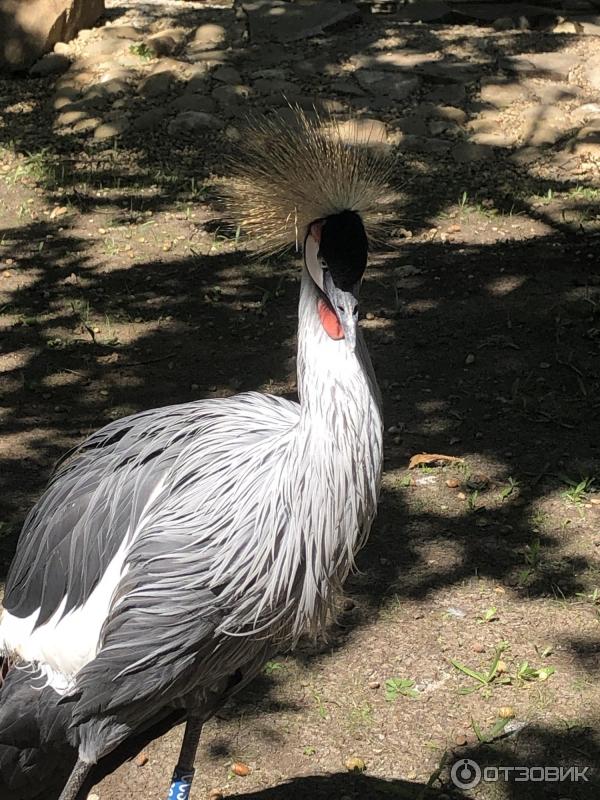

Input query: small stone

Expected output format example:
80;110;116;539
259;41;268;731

168;111;224;135
30;53;71;76
132;108;167;132
465;353;475;365
590;497;600;505
499;706;515;719
454;733;468;747
368;680;380;689
452;142;489;163
49;206;68;219
145;28;188;57
135;752;149;767
553;20;579;34
213;66;242;84
170;94;216;114
94;119;130;140
345;756;366;773
446;478;460;488
231;761;251;777
190;23;226;53
139;71;173;98
457;492;467;500
472;642;485;653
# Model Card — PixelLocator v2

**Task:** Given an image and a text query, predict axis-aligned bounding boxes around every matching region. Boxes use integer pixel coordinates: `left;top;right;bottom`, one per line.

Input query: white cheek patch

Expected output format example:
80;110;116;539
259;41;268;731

304;233;324;290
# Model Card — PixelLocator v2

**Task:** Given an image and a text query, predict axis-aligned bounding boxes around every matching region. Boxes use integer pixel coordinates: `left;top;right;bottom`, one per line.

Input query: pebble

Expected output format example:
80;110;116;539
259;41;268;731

472;642;485;653
30;53;71;76
446;478;460;488
345;756;366;773
94;119;130;140
168;111;224;135
453;733;468;746
368;680;380;689
231;761;251;777
135;752;149;767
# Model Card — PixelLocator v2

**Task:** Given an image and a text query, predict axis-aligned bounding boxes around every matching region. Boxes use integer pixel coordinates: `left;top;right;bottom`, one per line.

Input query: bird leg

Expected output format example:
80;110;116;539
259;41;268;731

166;714;203;800
58;759;92;800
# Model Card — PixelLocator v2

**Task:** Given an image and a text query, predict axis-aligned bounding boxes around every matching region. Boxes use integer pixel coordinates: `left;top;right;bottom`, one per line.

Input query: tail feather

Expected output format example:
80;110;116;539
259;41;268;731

0;658;186;799
0;661;76;800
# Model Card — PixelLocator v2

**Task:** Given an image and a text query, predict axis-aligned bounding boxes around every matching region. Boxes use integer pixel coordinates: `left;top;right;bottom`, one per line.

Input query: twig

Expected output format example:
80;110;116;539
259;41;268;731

102;352;177;369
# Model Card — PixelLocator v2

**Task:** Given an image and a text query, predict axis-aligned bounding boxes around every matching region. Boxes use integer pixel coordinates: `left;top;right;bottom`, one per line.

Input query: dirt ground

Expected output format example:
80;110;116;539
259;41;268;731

1;2;600;799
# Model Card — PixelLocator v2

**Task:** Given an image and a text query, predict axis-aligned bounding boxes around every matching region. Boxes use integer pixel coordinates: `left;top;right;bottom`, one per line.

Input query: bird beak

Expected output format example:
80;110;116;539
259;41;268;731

323;271;360;352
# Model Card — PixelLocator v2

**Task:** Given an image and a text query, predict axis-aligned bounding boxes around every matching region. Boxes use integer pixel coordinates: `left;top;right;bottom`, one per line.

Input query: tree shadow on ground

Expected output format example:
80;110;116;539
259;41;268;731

1;6;599;798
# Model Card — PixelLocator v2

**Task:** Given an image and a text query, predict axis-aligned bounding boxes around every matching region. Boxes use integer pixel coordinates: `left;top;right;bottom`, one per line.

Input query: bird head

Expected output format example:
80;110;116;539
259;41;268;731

304;210;368;352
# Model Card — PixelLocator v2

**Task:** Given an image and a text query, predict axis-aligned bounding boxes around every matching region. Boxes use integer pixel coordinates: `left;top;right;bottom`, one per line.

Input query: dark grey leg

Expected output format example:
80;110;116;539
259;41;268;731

58;759;92;800
166;714;203;800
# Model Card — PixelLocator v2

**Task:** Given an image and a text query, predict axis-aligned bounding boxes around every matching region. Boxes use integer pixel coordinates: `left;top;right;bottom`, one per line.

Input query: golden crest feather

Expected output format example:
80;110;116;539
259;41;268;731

224;107;394;255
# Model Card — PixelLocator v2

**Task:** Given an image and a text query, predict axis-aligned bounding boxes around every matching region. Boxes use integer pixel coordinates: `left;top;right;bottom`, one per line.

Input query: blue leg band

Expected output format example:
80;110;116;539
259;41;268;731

167;766;195;800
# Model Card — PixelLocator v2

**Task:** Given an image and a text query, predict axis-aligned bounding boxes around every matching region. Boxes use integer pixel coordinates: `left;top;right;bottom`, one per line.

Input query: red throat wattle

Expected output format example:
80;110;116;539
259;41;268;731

318;298;344;340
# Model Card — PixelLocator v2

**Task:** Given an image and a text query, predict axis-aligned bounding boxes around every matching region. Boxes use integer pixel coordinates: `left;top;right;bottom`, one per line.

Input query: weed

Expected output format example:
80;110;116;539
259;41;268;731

561;475;595;505
313;693;328;719
467;490;479;512
477;606;499;624
575;588;600;605
130;42;154;61
500;477;519;500
303;745;316;756
451;641;510;694
264;661;284;675
471;716;511;743
385;677;420;700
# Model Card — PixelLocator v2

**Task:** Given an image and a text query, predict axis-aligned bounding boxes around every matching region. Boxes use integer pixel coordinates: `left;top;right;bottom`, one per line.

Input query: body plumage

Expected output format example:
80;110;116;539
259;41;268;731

0;109;388;799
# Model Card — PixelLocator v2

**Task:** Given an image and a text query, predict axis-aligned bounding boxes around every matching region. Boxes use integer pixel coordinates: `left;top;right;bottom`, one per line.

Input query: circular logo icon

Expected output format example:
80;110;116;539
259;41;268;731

450;758;482;789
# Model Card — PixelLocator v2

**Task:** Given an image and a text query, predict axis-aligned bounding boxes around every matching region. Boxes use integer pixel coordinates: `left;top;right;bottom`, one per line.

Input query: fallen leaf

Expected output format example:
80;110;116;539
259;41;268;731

408;453;464;470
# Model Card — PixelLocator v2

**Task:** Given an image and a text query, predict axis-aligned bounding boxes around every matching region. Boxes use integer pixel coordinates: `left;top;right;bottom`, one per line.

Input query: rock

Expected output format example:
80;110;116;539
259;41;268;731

213;66;242;84
1;0;105;70
331;79;365;97
480;79;532;108
168;111;224;135
397;116;430;136
131;108;167;131
400;135;451;154
355;70;420;100
170;94;216;114
349;50;440;71
212;84;252;106
499;52;581;82
451;141;490;162
145;28;187;57
53;86;79;109
139;71;173;98
431;105;467;124
189;23;226;53
253;77;299;95
94;119;129;140
427;83;467;105
101;24;141;41
579;16;600;36
328;118;389;149
243;0;360;44
30;52;70;76
395;0;451;22
72;115;101;133
553;19;579;33
571;125;600;158
572;103;600;124
470;131;516;148
523;79;581;104
56;108;88;126
585;55;600;91
85;36;130;58
493;16;515;30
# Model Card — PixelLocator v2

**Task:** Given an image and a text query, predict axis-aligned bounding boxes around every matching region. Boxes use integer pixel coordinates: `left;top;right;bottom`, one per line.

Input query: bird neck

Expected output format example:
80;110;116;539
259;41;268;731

296;268;382;426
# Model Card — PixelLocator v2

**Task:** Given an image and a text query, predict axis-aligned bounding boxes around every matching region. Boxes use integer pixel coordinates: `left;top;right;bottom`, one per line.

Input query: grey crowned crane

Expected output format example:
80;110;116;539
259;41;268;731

0;110;390;800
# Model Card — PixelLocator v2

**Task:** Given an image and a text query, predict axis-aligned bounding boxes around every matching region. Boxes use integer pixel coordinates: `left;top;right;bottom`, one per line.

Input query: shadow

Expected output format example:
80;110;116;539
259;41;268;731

1;2;600;798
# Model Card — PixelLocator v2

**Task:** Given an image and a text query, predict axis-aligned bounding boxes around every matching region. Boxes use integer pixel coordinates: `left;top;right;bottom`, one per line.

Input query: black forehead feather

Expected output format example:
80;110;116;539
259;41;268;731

319;210;368;291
